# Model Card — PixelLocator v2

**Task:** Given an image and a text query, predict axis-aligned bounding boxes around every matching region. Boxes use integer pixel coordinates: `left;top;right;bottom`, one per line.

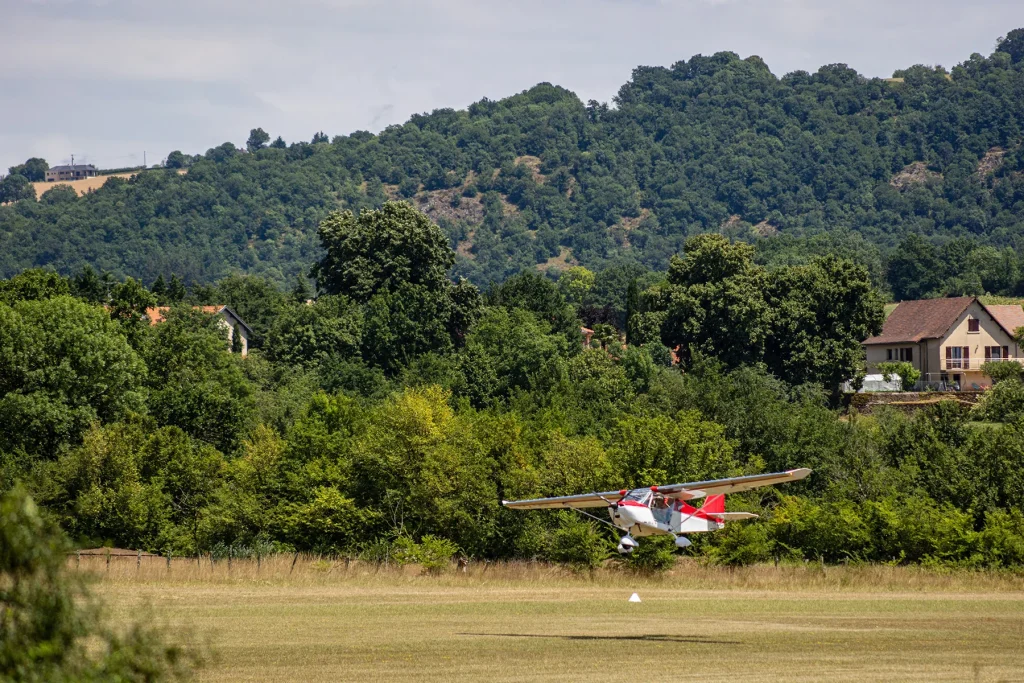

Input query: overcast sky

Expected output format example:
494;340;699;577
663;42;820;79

1;0;1021;172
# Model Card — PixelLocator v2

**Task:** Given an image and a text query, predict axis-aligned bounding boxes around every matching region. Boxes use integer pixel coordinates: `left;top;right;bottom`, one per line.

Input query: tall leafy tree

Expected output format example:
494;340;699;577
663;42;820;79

313;202;480;372
765;255;884;393
246;127;270;152
658;234;769;369
0;297;145;456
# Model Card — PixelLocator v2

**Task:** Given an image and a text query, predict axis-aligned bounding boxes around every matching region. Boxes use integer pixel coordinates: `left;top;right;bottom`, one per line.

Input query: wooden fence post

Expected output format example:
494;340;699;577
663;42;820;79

137;549;141;571
289;552;299;575
227;546;232;572
167;551;172;571
256;552;261;573
106;550;110;573
76;550;80;569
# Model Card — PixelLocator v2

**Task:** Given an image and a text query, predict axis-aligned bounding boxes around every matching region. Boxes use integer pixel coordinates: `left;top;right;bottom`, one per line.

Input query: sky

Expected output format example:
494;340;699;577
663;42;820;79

1;0;1021;172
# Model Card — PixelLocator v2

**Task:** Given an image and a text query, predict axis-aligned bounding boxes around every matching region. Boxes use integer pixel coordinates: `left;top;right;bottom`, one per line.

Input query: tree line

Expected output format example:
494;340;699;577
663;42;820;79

3;30;1024;297
2;201;1023;570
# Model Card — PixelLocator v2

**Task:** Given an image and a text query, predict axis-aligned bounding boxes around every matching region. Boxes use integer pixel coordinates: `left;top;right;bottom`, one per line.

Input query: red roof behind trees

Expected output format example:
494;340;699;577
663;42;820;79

985;304;1024;338
864;296;1024;345
863;297;973;344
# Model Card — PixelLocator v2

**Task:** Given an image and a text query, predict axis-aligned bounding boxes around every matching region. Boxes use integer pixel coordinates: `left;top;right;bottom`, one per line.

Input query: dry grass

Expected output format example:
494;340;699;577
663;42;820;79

535;246;577;273
81;556;1024;682
32;169;186;198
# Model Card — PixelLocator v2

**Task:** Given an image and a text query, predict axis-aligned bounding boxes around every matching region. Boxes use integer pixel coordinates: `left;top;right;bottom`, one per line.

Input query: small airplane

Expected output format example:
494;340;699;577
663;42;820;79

503;468;811;553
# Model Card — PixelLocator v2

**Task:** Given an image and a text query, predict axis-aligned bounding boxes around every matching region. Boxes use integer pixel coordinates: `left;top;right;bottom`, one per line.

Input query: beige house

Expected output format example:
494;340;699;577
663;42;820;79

863;296;1024;389
45;164;98;182
145;305;252;357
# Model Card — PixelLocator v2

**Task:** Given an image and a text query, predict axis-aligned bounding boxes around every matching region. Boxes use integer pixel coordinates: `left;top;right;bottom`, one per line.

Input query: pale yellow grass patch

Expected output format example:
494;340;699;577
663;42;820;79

82;556;1024;682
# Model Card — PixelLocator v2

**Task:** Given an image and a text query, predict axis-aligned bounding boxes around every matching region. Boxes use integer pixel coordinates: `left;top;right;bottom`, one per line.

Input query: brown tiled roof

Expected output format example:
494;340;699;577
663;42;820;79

863;297;974;345
145;305;224;325
984;304;1024;338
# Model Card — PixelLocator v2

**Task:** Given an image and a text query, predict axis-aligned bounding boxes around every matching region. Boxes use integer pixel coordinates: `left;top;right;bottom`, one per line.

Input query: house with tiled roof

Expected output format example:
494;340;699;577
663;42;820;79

144;305;252;357
863;296;1024;389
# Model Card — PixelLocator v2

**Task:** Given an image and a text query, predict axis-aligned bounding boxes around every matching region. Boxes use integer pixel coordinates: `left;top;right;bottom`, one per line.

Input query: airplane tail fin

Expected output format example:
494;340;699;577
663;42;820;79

700;494;725;514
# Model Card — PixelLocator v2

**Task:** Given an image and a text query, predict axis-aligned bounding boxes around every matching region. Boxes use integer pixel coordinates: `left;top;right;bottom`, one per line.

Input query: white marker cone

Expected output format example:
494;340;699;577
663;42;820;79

628;593;642;603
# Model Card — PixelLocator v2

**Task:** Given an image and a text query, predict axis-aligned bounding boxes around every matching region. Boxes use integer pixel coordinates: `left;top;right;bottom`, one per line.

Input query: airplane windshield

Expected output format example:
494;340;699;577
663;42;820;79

624;490;652;504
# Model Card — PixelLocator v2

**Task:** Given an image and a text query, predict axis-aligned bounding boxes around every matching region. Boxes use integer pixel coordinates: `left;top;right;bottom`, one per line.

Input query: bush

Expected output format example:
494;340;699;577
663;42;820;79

623;535;676;574
706;521;772;566
0;485;201;681
878;362;920;391
389;535;460;574
974;378;1024;422
547;513;611;571
981;361;1024;385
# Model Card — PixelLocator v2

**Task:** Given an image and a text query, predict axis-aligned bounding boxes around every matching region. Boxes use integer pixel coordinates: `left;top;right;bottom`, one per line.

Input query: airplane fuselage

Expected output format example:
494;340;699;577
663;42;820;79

611;494;723;537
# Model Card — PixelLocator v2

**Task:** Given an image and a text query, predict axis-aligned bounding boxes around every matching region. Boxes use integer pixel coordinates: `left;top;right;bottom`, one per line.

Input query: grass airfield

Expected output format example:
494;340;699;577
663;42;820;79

89;556;1024;682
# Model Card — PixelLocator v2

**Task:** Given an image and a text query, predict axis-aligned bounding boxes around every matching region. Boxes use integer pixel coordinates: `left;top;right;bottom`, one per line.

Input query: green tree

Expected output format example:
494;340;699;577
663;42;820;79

887;234;942;301
167;274;186;303
0;174;35;204
996;28;1024;63
313;202;455;301
144;307;255;454
165;150;187;169
0;269;70;305
0;297;145;456
70;266;113;305
765;255;884;393
658;234;769;369
264;295;362;367
246;127;270;152
7;157;48;182
313;203;480;371
214;274;288;348
557;266;595;305
108;277;157;346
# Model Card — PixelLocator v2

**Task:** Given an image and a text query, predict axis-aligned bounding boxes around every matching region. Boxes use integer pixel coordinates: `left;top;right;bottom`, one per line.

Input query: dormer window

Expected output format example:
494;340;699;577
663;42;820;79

968;318;980;333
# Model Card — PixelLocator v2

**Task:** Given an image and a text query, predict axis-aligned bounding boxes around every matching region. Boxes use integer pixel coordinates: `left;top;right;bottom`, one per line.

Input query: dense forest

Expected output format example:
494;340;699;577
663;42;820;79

3;30;1024;300
2;201;1024;570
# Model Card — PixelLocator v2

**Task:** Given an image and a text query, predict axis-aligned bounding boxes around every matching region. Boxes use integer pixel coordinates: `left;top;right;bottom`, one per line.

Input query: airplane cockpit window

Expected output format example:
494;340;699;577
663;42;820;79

624;490;652;505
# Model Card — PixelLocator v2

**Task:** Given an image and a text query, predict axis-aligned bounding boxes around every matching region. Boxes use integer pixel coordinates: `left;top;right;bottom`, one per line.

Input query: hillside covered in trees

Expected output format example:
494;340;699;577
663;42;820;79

3;30;1024;298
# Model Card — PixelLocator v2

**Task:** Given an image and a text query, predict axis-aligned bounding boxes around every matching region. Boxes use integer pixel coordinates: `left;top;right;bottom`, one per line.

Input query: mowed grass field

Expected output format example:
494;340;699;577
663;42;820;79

85;556;1024;682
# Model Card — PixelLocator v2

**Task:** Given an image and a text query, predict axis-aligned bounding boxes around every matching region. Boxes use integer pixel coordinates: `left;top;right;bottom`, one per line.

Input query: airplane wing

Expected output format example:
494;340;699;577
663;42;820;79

657;468;811;499
501;490;626;509
502;469;810;510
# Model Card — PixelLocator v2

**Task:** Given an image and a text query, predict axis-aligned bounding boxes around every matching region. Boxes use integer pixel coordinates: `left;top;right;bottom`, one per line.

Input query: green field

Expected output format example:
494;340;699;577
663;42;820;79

83;556;1024;682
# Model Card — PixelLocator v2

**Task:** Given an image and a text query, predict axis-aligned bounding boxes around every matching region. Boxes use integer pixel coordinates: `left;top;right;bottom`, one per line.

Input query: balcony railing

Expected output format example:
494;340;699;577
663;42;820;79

942;358;1024;371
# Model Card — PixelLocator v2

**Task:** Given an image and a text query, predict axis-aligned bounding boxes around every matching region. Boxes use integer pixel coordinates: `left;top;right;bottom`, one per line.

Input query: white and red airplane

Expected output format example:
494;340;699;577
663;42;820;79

503;468;811;553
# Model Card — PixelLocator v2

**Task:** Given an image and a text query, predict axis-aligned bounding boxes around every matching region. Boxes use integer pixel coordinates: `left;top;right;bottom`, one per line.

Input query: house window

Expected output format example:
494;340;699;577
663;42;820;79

886;349;893;361
985;346;1011;361
968;318;980;333
898;348;913;362
946;346;969;369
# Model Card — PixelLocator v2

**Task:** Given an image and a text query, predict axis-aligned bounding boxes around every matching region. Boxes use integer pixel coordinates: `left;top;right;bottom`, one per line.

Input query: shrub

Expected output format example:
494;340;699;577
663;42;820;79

623;535;676;574
981;361;1024;385
547;513;611;571
0;485;202;681
389;535;460;574
974;378;1024;422
877;361;920;391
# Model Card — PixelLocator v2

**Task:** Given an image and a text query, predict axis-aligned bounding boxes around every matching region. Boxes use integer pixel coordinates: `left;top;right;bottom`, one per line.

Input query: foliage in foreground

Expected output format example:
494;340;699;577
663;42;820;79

0;486;201;682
